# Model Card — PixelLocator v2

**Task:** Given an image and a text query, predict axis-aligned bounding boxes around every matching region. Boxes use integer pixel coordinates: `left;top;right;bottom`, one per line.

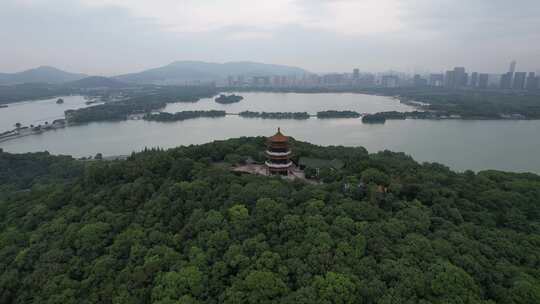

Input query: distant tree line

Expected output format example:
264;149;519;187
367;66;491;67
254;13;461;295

65;86;218;124
144;110;226;122
316;110;360;119
239;111;310;120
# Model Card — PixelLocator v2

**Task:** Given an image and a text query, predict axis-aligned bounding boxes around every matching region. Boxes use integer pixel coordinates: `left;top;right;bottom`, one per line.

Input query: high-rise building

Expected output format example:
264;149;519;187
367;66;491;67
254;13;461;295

353;68;360;81
509;60;517;74
444;70;455;88
381;75;399;88
470;72;479;87
504;60;517;87
453;67;467;87
252;76;270;86
526;72;539;90
237;75;245;85
512;72;527;90
362;74;376;87
478;74;489;89
444;67;467;88
500;72;513;89
413;74;427;87
272;75;281;86
429;74;444;87
322;73;345;85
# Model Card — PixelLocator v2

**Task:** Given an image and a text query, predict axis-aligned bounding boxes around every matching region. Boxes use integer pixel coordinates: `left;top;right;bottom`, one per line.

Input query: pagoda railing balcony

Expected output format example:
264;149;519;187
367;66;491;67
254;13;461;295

266;150;292;157
265;161;293;168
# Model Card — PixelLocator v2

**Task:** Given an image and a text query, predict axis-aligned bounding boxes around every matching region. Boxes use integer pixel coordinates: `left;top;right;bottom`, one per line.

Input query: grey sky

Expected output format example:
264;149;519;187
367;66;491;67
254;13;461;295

1;0;539;75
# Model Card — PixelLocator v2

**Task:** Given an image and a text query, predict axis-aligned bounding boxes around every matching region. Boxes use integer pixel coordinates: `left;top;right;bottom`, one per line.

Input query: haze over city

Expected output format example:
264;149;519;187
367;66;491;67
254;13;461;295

2;0;539;75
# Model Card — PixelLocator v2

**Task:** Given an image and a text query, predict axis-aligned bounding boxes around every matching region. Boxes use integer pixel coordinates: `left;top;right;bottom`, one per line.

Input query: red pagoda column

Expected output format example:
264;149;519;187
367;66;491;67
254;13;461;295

265;127;292;175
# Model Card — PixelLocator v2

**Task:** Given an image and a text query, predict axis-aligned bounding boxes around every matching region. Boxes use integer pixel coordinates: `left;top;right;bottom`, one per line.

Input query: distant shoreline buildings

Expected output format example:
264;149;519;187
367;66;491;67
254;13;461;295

220;60;539;92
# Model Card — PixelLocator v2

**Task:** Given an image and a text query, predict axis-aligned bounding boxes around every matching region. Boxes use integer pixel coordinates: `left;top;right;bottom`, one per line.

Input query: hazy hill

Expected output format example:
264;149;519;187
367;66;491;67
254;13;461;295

115;61;309;84
0;66;87;85
64;76;128;89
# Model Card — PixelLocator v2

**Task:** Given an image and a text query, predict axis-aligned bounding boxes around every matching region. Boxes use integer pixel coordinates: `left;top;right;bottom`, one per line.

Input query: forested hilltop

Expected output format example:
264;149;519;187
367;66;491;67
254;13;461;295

1;138;540;303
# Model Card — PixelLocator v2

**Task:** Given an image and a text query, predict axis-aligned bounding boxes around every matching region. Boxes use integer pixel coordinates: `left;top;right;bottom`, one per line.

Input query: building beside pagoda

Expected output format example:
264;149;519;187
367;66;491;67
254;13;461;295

265;127;293;175
232;127;311;181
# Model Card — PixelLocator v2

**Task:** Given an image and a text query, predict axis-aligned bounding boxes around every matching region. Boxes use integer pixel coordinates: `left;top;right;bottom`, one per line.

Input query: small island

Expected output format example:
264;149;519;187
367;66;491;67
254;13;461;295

239;111;310;120
317;110;360;119
56;98;64;104
361;111;454;123
0;104;8;109
143;110;226;122
215;94;243;104
362;113;387;123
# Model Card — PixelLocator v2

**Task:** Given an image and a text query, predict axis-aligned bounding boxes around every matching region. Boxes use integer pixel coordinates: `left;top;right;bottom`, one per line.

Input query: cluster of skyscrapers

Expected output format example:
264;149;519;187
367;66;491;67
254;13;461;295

499;61;539;90
226;71;377;88
415;68;491;89
415;61;539;91
223;61;539;91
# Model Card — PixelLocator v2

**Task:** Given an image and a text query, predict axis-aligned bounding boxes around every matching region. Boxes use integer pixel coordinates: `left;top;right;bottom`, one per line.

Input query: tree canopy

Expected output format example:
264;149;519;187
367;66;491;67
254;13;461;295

1;137;539;303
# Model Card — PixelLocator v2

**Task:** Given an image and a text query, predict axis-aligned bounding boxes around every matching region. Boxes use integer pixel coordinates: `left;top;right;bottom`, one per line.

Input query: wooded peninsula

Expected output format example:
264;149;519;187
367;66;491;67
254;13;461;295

1;138;539;303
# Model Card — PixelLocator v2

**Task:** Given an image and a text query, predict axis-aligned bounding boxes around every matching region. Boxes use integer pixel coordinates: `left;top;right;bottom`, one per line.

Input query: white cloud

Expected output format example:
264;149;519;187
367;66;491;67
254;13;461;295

1;0;539;74
79;0;403;35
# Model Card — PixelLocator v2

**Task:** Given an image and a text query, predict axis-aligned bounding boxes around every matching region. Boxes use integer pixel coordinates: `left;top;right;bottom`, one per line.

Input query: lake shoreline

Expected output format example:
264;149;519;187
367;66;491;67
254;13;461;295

1;99;538;144
2;92;540;174
0;109;537;145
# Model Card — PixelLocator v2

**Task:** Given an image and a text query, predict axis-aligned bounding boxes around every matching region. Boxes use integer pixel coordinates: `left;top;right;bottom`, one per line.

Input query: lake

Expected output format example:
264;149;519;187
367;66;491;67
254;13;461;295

1;92;539;174
162;92;415;114
0;95;97;131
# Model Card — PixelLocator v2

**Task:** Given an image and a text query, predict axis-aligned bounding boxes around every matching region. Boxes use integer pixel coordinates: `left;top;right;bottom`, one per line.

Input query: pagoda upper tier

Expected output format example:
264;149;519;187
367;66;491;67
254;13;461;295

266;127;292;175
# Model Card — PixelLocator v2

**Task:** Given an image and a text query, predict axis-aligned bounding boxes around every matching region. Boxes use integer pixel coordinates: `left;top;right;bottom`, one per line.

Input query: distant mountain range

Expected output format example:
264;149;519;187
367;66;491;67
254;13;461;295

0;61;309;86
114;61;308;84
64;76;128;89
0;66;87;85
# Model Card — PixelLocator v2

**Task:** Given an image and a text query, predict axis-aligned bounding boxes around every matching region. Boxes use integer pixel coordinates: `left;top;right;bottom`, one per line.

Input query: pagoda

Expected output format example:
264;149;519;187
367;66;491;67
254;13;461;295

266;127;293;175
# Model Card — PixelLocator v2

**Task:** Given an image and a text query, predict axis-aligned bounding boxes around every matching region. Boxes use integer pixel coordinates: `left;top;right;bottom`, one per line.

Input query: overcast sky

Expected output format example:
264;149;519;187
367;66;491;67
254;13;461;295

1;0;539;75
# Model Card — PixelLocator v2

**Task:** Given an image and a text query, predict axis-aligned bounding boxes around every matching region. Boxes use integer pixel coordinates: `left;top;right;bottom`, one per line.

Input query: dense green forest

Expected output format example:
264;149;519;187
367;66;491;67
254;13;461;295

1;139;540;303
65;86;218;124
144;111;226;122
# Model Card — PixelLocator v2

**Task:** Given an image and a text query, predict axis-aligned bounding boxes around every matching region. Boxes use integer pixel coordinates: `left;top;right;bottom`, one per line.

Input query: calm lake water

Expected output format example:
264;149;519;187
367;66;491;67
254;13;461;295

162;92;415;114
0;95;97;131
1;92;539;174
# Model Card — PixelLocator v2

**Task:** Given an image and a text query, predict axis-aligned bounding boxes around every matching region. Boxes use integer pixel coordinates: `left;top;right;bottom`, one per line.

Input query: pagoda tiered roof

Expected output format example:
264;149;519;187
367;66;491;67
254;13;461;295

268;127;289;143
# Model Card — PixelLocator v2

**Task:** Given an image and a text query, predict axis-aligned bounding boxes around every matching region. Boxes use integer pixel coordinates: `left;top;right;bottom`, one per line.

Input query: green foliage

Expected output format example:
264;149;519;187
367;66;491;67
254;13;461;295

0;137;539;303
144;111;226;122
66;86;218;123
316;110;360;119
365;87;540;119
361;168;390;186
152;267;205;302
239;111;310;120
311;272;358;304
215;94;243;104
225;270;288;304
